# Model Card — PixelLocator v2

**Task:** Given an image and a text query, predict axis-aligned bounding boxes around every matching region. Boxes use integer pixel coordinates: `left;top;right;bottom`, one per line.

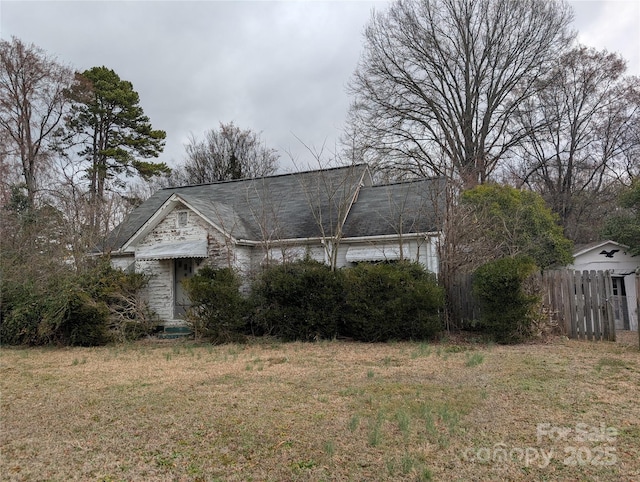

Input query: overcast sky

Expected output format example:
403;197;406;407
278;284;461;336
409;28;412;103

1;0;639;174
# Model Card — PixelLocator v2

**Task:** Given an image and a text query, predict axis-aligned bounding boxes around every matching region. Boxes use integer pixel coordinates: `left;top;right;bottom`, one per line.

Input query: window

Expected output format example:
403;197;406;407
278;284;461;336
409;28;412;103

177;211;188;228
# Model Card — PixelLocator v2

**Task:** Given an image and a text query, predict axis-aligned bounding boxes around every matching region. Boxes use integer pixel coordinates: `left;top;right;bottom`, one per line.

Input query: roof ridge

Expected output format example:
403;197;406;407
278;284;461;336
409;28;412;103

371;176;445;188
160;163;369;190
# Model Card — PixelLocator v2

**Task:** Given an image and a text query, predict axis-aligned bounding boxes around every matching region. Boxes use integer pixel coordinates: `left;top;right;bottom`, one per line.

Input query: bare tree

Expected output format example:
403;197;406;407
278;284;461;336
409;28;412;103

346;0;574;187
176;122;279;185
0;128;20;207
509;47;640;241
243;178;292;268
292;144;367;271
0;37;73;209
36;151;151;267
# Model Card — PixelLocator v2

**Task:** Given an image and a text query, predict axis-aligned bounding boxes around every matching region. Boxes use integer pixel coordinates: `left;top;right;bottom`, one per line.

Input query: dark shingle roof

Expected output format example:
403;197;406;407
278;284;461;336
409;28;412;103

102;164;371;252
102;166;445;253
342;177;446;238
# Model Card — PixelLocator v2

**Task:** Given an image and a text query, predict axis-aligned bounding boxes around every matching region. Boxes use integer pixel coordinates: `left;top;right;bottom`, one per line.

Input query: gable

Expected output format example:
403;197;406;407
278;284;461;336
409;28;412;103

570;240;639;274
136;203;210;249
119;197;213;253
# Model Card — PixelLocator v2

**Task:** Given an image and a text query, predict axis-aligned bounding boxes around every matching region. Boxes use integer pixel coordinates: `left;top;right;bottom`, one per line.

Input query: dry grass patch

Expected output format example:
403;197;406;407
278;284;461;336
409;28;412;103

1;336;639;481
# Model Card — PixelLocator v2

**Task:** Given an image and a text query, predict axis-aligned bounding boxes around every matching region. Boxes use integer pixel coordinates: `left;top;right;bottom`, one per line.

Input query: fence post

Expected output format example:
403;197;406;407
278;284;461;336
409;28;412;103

563;270;574;338
604;271;616;342
597;271;607;341
636;271;640;350
574;271;583;339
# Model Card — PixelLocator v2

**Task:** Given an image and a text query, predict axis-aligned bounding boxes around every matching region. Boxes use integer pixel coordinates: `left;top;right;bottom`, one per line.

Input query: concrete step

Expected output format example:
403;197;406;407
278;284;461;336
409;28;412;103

164;325;192;334
155;323;192;339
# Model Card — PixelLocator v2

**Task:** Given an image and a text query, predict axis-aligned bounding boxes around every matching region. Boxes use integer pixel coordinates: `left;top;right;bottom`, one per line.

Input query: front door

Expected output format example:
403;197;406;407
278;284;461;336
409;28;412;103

611;277;630;330
174;258;196;318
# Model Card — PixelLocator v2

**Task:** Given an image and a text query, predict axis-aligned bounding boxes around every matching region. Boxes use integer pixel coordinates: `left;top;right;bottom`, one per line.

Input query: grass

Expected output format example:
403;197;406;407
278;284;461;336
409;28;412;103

465;351;484;367
1;336;639;481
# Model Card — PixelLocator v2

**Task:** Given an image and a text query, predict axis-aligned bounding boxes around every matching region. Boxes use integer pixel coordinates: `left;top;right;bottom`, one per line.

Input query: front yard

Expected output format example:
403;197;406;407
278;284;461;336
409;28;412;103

1;335;638;481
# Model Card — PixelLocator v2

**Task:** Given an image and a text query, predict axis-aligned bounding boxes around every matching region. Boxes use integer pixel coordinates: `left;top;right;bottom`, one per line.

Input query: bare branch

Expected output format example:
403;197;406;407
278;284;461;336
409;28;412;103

346;0;574;187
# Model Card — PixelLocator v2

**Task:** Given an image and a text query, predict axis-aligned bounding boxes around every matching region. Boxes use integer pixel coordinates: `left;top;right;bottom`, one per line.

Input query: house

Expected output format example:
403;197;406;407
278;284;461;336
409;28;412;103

100;164;445;325
568;240;639;331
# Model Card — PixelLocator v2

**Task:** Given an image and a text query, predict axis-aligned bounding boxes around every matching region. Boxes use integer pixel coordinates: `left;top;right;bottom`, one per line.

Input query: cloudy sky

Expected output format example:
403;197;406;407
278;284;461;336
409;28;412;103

1;0;639;174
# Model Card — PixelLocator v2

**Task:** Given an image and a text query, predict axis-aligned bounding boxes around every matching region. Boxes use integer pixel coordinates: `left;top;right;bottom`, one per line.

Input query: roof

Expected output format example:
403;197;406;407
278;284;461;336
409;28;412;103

342;177;446;237
101;165;445;253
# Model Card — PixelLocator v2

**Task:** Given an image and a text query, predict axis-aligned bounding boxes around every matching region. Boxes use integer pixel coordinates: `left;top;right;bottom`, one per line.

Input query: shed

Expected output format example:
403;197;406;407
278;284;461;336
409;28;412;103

568;240;639;331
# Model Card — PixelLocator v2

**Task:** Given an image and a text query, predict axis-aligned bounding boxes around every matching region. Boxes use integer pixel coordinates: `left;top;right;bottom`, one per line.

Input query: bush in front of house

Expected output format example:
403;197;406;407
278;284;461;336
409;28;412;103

80;260;158;342
0;259;155;346
183;266;248;343
250;259;346;341
472;256;540;343
343;262;444;342
0;270;110;346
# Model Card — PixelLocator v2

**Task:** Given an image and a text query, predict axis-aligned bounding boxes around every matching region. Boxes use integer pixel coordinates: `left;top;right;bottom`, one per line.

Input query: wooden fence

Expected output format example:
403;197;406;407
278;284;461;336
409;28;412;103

448;269;617;341
539;270;616;341
446;273;478;329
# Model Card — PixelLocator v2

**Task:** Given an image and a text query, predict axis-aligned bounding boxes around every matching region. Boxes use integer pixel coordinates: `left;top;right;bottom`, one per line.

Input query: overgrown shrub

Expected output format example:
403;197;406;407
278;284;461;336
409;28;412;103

48;288;110;346
250;260;346;341
183;266;248;343
80;261;157;342
472;256;540;343
461;184;574;269
343;262;444;342
0;273;109;346
0;279;47;346
0;259;154;346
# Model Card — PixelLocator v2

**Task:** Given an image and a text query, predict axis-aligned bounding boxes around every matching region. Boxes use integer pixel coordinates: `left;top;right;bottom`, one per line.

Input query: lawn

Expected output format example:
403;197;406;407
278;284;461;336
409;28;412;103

1;334;638;481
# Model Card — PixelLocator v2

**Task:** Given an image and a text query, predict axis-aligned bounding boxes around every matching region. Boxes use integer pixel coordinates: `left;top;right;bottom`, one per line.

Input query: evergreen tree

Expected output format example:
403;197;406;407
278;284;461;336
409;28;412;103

461;184;574;269
63;66;168;232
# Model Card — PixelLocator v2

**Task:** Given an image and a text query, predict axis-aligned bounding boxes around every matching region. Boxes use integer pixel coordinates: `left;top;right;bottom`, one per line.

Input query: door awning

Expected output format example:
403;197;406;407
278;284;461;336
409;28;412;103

136;240;208;260
345;245;401;263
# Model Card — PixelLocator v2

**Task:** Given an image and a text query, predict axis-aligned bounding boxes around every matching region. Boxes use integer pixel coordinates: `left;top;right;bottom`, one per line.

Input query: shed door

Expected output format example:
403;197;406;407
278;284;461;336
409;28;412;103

174;258;196;318
611;277;629;330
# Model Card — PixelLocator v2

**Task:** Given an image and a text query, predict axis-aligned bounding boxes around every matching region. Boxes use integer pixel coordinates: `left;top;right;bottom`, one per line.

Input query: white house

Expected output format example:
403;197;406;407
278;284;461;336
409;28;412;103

568;240;639;331
99;165;445;325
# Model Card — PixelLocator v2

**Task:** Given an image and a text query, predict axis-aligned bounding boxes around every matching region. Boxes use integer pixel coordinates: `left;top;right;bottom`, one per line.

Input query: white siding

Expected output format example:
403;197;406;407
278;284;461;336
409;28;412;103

266;245;324;264
133;205;236;322
569;242;638;273
251;243;325;270
307;245;326;263
233;245;253;275
136;205;210;249
337;236;440;273
110;255;135;272
136;258;173;321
